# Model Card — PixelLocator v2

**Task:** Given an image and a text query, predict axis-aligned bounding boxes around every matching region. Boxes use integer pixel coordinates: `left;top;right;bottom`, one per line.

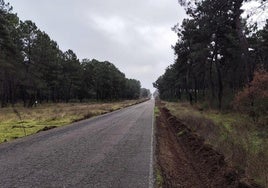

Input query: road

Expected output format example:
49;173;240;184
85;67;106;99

0;99;155;188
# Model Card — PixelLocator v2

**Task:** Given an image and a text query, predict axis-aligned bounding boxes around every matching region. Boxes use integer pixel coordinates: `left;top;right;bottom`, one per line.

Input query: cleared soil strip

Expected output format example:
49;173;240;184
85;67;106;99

155;102;261;188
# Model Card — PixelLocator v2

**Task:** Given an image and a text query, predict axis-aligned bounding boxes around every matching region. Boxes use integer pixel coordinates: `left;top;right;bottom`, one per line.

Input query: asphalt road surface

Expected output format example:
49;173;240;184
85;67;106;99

0;99;155;188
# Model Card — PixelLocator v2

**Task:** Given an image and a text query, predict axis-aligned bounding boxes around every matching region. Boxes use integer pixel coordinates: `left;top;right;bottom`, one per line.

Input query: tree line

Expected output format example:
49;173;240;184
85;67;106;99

154;0;268;109
0;1;150;107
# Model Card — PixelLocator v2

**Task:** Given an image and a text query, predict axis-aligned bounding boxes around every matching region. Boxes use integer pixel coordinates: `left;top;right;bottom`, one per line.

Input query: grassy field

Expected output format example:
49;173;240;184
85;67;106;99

164;101;268;187
0;99;146;144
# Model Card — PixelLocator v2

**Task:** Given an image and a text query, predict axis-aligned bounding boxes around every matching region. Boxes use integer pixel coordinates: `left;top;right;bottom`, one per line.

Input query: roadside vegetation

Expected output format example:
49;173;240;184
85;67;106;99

164;101;267;187
153;0;267;186
0;99;147;144
154;106;164;188
156;168;164;188
154;106;160;117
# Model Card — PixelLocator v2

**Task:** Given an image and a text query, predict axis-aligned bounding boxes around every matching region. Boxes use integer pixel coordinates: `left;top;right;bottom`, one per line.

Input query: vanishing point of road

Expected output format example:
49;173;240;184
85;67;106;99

0;99;155;188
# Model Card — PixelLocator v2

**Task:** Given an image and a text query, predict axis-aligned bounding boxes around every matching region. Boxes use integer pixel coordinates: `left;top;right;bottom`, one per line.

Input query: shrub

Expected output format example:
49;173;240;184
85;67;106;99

233;70;268;122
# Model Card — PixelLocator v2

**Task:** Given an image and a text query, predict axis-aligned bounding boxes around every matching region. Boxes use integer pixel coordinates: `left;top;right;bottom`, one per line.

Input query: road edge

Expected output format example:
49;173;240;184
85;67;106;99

149;99;155;188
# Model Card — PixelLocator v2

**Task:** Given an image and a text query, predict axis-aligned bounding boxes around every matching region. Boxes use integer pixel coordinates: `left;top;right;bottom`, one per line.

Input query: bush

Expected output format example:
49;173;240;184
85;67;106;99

233;70;268;122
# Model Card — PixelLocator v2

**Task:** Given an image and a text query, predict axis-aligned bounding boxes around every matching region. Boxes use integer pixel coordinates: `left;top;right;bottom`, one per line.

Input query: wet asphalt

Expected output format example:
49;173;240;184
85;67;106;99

0;99;154;188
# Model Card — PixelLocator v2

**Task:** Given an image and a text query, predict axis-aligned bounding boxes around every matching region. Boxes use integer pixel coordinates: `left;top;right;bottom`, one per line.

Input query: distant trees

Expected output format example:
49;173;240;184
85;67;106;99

0;0;146;107
154;0;268;110
81;59;141;101
140;88;151;98
124;79;141;99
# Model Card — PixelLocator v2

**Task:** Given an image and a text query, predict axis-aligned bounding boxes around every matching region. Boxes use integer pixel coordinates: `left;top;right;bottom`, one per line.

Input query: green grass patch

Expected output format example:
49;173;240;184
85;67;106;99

0;100;143;143
156;168;164;187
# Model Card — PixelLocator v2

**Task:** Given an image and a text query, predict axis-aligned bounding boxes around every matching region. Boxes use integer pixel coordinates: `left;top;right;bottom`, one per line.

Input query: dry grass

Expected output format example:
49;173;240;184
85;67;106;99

164;101;268;187
0;99;146;143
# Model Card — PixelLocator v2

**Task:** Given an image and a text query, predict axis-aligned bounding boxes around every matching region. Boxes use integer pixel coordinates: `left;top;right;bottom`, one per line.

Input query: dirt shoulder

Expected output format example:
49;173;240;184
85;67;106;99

155;101;261;188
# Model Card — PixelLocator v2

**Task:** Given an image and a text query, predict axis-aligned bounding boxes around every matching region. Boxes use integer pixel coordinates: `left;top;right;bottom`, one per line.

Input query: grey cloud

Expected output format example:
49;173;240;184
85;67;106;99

8;0;186;91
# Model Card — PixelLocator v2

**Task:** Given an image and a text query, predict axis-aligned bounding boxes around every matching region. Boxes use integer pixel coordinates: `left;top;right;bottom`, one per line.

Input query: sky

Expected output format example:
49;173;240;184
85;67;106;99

242;1;268;28
7;0;186;92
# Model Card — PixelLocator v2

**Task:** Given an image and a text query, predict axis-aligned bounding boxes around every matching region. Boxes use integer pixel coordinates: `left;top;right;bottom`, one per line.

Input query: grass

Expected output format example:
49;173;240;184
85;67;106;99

0;99;146;143
154;106;163;188
156;168;164;188
164;101;268;187
154;107;160;117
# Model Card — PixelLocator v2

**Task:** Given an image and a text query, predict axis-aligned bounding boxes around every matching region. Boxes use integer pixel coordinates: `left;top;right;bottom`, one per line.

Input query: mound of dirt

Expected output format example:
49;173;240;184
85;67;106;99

155;103;261;188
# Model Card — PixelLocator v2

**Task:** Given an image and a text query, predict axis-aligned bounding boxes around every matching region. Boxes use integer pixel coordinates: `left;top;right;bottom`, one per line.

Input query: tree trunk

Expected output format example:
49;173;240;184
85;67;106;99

209;60;215;98
212;40;223;109
186;69;193;105
233;0;253;82
194;76;197;103
215;61;223;110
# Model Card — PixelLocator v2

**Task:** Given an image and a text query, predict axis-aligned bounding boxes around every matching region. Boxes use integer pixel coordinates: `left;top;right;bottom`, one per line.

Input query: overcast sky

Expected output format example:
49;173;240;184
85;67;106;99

7;0;186;92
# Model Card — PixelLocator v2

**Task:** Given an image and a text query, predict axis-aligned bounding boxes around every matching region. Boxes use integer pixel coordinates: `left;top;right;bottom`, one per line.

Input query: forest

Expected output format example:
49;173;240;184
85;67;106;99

0;0;150;108
154;0;267;115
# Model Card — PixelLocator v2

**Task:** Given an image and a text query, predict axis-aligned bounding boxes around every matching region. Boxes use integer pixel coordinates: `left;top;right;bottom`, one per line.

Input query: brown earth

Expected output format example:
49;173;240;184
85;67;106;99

155;101;262;188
